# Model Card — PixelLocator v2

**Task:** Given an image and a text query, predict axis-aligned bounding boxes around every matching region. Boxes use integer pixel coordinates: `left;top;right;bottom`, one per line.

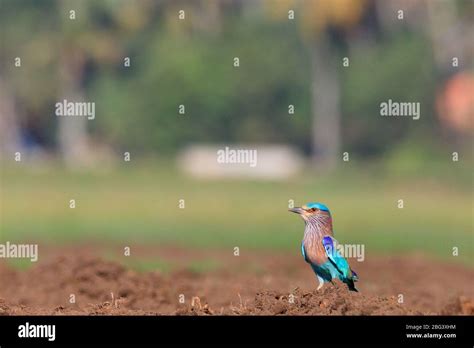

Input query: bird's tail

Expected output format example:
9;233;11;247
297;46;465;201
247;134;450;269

346;278;358;292
346;268;359;292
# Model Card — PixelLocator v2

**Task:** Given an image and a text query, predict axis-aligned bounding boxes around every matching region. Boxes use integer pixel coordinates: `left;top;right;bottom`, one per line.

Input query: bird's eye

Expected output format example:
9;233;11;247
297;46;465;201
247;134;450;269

309;208;317;212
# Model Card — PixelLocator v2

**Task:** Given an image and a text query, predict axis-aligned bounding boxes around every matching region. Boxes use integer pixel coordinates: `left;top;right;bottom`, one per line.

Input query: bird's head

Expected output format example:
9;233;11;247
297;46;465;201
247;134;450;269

288;202;331;222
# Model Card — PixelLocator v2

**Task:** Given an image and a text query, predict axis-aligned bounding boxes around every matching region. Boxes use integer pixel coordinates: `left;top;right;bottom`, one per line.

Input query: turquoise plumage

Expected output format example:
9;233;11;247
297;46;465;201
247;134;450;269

290;202;359;292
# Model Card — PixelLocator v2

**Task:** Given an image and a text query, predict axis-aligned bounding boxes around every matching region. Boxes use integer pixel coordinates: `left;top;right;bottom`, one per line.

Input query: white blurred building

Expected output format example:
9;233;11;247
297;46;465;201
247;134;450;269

178;144;304;180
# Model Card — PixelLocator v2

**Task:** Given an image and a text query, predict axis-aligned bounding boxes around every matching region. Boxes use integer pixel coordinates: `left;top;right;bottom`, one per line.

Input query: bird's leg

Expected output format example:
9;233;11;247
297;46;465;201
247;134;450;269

316;276;324;290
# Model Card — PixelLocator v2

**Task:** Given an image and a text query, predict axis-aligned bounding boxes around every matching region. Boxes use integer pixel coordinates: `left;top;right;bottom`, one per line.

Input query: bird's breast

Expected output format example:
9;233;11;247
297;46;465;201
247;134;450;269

303;237;328;266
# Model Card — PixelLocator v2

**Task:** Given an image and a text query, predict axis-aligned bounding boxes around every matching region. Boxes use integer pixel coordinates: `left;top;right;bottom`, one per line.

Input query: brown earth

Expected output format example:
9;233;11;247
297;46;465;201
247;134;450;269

0;246;472;315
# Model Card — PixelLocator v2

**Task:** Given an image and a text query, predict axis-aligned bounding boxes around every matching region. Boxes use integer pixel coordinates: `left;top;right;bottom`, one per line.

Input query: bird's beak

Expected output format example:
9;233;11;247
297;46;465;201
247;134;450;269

289;207;304;214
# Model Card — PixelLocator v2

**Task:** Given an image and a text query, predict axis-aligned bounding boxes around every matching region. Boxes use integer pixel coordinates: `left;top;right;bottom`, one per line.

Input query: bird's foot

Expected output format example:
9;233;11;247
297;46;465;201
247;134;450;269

316;276;324;290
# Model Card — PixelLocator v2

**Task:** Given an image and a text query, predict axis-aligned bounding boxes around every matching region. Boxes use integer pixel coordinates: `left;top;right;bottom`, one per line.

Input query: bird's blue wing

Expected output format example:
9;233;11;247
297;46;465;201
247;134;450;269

322;236;350;277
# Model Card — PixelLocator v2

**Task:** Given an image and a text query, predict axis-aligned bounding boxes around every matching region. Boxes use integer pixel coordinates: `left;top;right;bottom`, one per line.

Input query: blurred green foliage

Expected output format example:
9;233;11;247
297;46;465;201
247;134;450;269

1;0;471;157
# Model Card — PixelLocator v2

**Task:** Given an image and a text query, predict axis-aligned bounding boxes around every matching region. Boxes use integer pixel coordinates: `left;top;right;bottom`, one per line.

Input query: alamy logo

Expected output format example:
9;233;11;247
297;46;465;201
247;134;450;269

324;242;365;262
55;99;95;120
217;146;258;167
18;322;56;341
0;241;38;262
380;99;420;120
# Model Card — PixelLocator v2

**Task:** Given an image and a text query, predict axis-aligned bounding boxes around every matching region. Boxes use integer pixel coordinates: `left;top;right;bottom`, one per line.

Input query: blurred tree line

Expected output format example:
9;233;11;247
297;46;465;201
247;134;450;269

0;0;472;168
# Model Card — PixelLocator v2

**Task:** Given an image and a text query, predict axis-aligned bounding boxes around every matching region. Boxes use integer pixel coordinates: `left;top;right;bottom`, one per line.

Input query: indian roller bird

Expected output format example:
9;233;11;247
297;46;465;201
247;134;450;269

289;202;359;292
